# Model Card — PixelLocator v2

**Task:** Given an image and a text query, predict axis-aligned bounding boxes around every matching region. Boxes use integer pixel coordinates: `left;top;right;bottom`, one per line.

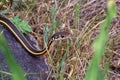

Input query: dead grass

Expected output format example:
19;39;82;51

0;0;120;80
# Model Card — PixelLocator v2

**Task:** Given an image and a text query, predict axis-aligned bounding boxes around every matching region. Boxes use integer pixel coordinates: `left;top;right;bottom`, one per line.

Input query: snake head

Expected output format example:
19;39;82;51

51;31;71;41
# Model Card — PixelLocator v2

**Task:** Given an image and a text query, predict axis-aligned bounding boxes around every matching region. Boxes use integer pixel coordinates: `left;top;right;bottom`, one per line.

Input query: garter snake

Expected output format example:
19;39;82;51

0;16;70;56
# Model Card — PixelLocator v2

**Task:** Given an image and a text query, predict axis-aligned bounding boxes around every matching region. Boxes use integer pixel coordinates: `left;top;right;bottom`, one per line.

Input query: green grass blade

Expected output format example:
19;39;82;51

59;42;71;80
49;7;58;33
0;34;25;80
85;0;117;80
75;3;80;26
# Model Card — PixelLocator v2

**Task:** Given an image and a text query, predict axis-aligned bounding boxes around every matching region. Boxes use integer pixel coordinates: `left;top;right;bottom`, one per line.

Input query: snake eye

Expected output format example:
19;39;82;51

61;35;64;38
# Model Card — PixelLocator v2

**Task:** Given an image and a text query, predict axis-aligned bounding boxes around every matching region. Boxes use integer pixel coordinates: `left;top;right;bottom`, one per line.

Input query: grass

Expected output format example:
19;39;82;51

85;1;117;80
0;0;120;80
0;34;25;80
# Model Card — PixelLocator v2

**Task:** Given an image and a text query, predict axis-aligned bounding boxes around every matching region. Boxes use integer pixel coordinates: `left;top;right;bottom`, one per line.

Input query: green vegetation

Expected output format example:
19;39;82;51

85;0;117;80
75;3;80;26
11;16;32;34
0;35;25;80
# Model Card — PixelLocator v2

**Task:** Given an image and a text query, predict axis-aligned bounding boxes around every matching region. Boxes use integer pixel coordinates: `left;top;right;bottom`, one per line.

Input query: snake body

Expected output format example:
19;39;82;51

0;16;70;56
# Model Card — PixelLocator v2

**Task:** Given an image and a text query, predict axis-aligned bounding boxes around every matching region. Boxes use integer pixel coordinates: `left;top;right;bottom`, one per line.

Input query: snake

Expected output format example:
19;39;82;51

0;16;70;56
